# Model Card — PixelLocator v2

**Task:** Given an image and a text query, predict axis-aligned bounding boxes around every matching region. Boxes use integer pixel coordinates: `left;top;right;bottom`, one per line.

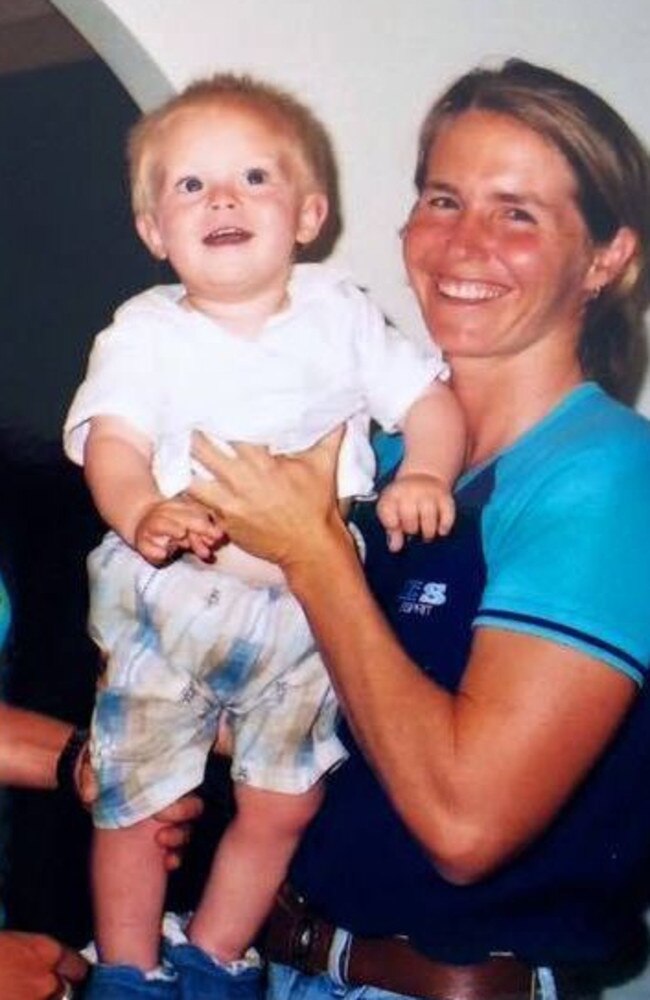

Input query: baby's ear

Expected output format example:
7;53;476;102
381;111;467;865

296;192;329;246
135;212;167;260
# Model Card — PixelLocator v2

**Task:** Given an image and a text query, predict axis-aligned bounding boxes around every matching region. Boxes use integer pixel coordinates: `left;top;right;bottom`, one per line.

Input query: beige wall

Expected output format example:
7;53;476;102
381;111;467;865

51;0;650;416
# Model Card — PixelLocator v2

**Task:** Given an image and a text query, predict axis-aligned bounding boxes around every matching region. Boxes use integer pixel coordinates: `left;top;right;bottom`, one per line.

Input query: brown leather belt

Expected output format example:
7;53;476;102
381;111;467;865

261;886;536;1000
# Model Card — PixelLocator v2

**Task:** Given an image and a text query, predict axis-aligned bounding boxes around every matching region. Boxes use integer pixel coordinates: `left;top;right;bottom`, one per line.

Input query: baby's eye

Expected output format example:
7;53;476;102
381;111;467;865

244;167;270;186
176;176;203;194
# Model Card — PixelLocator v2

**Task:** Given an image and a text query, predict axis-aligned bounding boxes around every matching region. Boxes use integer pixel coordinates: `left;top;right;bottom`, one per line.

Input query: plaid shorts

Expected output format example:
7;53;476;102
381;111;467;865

88;533;345;828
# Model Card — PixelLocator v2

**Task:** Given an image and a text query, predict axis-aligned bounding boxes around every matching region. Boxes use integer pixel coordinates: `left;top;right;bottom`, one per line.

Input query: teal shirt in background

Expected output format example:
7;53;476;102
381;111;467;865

0;570;11;926
0;571;9;655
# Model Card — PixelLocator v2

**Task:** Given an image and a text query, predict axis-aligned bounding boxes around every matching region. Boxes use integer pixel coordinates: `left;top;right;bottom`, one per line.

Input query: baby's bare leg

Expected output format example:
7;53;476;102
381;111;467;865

93;820;167;970
188;781;324;963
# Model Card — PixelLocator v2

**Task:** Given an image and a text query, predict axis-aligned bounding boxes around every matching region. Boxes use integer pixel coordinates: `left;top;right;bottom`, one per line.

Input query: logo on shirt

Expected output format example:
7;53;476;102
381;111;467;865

398;579;447;616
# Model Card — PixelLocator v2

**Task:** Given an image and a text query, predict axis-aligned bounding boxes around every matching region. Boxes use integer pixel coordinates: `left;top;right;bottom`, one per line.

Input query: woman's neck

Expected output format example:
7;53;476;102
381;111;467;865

453;352;584;470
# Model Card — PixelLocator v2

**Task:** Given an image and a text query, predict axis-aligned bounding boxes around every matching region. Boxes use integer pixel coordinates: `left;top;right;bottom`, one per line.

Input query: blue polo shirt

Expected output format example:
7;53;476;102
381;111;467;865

291;383;650;965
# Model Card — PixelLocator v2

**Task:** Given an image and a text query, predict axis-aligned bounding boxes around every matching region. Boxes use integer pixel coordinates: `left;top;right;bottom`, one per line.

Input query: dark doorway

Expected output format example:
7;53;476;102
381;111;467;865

0;54;167;944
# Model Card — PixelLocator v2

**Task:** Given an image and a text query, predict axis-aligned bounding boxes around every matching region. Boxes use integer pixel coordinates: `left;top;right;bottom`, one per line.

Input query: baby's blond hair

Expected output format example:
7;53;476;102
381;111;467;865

128;73;335;215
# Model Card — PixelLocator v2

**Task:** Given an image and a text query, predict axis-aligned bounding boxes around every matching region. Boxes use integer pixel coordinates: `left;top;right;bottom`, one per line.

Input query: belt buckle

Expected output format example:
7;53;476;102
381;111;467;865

489;951;537;1000
290;915;319;975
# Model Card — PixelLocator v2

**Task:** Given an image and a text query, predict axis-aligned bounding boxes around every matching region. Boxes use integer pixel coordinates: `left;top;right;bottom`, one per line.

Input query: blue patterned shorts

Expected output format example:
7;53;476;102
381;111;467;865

88;534;345;828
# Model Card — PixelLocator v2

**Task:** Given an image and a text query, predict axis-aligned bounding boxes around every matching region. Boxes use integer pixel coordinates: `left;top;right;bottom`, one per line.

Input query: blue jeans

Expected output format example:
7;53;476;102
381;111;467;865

266;946;601;1000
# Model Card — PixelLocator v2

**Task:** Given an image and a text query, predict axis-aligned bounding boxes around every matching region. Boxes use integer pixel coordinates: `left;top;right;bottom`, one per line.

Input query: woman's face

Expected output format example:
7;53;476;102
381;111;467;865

402;109;604;364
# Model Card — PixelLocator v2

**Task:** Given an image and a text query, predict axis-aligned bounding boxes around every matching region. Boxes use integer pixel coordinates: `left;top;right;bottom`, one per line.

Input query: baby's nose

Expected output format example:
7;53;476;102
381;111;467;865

209;184;237;209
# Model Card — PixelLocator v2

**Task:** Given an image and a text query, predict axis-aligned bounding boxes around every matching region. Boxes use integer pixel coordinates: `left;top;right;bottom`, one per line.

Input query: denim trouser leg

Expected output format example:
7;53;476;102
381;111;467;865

84;963;178;999
266;960;601;1000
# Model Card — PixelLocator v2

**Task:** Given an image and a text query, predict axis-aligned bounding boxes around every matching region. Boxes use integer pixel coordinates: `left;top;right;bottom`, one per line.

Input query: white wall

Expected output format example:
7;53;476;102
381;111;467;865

53;0;650;412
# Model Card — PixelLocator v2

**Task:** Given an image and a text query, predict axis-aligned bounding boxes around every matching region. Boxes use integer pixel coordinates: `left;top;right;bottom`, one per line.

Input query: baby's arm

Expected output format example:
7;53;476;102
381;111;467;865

377;382;466;552
84;416;220;565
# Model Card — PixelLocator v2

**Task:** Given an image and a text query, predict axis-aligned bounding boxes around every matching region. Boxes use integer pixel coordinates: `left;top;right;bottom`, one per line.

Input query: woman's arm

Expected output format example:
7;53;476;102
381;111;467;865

189;433;636;883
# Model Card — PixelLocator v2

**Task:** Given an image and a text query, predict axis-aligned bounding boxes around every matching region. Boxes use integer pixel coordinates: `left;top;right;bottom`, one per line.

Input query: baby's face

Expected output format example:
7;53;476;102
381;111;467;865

135;105;327;311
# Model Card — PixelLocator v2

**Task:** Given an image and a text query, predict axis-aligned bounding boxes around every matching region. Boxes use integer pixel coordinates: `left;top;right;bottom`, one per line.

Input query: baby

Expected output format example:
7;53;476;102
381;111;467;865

64;74;464;998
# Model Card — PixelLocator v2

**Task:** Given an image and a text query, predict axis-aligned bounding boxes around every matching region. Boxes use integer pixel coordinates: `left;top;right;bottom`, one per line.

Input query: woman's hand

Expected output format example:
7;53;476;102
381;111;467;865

0;931;88;1000
188;428;345;570
78;749;203;872
151;794;204;871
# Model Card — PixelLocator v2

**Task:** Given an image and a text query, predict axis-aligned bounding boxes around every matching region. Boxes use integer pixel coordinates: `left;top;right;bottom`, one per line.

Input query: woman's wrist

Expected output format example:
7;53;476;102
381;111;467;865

55;726;89;802
284;514;359;598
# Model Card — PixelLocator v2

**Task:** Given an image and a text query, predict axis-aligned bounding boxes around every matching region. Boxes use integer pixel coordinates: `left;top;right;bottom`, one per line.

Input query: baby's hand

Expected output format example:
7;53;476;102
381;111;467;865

376;472;455;553
134;495;224;565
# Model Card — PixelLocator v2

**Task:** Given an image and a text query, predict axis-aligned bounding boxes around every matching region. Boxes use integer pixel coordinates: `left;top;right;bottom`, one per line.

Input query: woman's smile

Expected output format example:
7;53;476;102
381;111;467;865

436;276;509;303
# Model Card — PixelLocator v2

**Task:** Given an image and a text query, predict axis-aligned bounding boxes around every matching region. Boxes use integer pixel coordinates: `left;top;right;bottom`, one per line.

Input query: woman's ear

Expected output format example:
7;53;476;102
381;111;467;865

296;192;329;246
135;212;167;260
585;226;638;296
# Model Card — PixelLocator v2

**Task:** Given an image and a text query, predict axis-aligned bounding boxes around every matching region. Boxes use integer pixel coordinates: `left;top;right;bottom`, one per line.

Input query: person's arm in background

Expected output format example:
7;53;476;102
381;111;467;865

0;931;87;1000
0;707;88;997
0;703;203;863
0;704;203;998
0;705;75;790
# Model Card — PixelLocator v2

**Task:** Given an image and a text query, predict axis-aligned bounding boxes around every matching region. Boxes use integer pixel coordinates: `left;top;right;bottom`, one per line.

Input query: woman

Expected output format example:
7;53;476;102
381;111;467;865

190;60;650;1000
0;570;202;1000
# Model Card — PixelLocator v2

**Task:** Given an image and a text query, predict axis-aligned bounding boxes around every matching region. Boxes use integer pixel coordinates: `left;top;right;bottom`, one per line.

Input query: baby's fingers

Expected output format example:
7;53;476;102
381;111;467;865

417;496;442;542
187;528;227;562
139;533;178;565
386;527;405;553
377;494;406;552
436;493;456;537
393;499;421;538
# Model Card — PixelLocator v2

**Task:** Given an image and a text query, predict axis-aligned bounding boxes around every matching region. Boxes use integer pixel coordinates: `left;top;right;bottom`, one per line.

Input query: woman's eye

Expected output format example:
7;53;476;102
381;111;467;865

504;207;536;224
244;167;269;186
177;176;203;194
419;193;458;212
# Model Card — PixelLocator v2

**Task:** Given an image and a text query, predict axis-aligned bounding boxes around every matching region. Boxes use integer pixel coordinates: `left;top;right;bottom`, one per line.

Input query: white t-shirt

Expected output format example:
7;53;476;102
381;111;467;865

64;263;447;497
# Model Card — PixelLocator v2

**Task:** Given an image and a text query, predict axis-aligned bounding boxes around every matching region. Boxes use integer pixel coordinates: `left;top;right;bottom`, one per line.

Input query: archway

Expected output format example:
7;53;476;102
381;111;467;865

0;0;170;943
50;0;173;109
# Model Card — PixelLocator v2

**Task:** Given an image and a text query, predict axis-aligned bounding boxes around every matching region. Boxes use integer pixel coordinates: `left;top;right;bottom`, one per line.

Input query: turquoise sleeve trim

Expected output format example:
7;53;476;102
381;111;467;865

372;429;404;480
475;612;645;686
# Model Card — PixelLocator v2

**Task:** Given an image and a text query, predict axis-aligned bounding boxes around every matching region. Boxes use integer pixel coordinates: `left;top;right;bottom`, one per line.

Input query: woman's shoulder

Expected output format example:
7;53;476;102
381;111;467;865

479;383;650;559
566;384;650;486
513;383;650;491
571;382;650;441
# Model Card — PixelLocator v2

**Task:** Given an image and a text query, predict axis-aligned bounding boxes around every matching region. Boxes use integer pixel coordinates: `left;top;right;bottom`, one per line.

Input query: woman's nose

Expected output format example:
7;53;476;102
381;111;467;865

447;211;491;257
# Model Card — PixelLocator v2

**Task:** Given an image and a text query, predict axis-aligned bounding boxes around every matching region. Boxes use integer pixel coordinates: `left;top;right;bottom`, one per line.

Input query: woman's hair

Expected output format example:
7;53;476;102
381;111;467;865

415;59;650;401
